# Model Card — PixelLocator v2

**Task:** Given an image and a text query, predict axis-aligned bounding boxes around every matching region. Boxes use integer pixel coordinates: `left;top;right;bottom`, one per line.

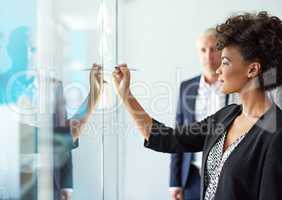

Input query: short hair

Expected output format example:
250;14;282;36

202;27;218;38
197;28;218;42
216;11;282;91
196;28;219;48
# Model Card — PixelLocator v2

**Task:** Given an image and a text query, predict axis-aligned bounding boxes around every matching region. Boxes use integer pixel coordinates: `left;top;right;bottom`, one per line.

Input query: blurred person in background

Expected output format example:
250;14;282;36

113;11;282;200
169;28;238;200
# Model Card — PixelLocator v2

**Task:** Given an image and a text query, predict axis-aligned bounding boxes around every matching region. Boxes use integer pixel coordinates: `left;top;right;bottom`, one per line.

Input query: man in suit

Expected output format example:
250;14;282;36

19;64;102;200
169;28;237;200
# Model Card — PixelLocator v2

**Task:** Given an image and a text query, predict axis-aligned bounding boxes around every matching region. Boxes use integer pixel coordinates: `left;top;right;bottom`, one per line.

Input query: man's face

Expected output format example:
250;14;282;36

197;35;221;75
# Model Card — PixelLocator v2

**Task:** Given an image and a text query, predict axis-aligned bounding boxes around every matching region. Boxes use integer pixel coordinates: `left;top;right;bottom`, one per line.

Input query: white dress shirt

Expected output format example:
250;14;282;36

192;75;229;171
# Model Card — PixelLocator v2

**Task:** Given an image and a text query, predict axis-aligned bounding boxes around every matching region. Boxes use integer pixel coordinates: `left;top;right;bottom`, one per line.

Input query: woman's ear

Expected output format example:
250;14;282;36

247;62;261;78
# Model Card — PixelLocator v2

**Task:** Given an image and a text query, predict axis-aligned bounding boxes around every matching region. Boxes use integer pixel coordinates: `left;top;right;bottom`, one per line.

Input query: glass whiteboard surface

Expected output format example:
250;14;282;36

0;106;20;199
52;0;118;199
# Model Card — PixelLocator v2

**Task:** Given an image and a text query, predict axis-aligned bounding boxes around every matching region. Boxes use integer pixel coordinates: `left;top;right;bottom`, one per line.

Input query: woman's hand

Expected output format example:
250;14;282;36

112;63;152;140
112;64;131;102
89;63;104;110
71;63;104;141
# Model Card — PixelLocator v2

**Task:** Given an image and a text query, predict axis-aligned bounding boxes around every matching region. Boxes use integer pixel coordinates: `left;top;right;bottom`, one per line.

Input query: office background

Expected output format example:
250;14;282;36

0;0;281;199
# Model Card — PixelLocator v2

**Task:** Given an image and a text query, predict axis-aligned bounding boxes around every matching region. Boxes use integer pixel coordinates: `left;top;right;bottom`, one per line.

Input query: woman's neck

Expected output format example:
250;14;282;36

239;88;272;118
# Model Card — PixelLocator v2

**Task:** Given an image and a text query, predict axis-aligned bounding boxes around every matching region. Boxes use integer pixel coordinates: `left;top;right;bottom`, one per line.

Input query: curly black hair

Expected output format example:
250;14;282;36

216;11;282;91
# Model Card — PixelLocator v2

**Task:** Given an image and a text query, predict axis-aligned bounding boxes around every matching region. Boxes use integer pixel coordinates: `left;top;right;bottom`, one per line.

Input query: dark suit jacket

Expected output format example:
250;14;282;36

170;76;229;189
170;76;200;189
146;103;282;200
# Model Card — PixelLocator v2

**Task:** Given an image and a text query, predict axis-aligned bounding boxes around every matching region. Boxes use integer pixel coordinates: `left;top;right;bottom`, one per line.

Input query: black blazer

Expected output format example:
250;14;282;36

145;103;282;200
170;76;230;189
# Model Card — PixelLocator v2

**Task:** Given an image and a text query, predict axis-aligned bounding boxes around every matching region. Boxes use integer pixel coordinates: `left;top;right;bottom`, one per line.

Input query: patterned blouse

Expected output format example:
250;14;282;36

204;132;246;200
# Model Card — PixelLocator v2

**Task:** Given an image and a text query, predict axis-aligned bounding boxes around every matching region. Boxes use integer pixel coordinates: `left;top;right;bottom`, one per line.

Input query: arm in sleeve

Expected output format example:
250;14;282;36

144;116;211;153
144;79;210;153
144;103;240;154
259;131;282;200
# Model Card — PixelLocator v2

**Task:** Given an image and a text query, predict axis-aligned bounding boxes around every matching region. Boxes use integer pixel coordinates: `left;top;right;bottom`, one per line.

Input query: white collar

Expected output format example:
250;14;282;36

199;74;221;90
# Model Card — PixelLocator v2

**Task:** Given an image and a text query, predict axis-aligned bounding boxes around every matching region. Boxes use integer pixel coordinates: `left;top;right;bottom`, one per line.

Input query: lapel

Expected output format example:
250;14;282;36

200;104;242;200
204;104;242;159
186;76;201;122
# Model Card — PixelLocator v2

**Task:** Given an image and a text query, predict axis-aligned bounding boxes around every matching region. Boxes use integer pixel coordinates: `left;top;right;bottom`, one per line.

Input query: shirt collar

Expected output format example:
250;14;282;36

199;74;221;91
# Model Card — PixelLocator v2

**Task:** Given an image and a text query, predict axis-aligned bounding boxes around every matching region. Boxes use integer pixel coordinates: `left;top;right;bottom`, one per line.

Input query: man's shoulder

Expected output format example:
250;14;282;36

180;75;201;88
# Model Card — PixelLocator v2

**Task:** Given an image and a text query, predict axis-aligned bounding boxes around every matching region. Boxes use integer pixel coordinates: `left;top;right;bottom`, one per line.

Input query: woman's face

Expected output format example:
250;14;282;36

216;46;251;94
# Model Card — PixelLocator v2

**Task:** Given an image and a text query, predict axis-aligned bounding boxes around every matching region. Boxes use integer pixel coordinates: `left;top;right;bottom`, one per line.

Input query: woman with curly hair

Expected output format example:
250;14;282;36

113;11;282;200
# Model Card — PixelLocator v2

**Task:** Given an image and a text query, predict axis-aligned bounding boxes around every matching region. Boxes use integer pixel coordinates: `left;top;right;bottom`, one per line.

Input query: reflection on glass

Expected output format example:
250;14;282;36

52;0;119;199
52;0;108;199
1;0;119;199
0;0;37;199
97;1;115;68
